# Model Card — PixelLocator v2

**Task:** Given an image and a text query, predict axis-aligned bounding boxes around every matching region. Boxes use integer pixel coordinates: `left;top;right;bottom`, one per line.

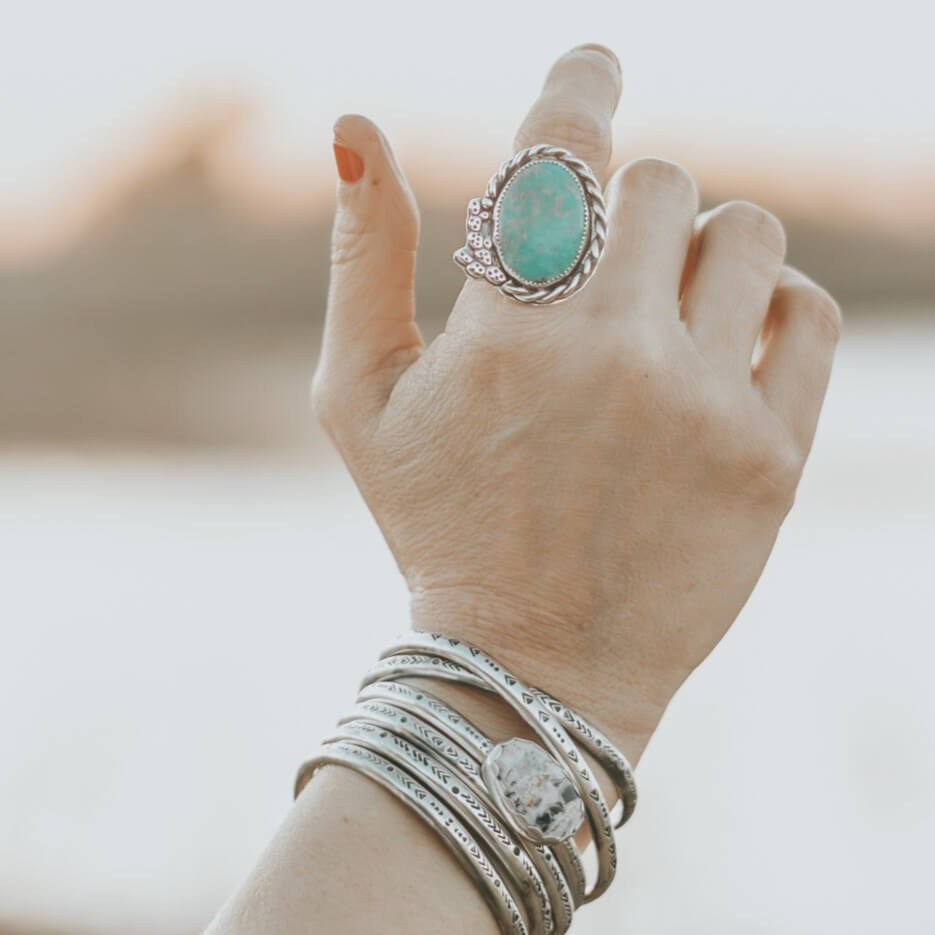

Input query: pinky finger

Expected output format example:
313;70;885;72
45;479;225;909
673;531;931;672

754;266;843;456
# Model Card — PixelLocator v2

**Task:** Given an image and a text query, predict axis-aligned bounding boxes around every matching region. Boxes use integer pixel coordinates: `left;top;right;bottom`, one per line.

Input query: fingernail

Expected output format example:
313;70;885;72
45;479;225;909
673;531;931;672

333;142;364;183
573;43;621;73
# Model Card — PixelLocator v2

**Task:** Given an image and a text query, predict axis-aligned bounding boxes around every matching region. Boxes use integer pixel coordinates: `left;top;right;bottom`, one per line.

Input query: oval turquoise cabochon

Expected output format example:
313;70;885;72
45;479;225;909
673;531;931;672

493;160;588;286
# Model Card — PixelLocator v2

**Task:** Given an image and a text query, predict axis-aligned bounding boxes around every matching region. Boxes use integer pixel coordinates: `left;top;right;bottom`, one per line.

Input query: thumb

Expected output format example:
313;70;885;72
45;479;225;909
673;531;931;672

315;114;423;427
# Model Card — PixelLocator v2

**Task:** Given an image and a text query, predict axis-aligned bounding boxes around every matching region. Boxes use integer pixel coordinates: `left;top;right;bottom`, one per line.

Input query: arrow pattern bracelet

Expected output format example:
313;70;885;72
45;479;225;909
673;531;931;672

294;631;637;935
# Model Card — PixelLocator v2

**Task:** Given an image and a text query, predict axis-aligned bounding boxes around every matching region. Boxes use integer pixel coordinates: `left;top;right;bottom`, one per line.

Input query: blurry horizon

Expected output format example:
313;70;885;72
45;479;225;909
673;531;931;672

3;90;935;269
3;0;935;264
1;91;932;452
1;104;932;452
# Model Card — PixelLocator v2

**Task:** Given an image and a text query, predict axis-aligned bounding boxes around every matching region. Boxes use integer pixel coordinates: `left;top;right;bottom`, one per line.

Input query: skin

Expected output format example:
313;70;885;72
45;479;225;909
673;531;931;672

206;43;842;935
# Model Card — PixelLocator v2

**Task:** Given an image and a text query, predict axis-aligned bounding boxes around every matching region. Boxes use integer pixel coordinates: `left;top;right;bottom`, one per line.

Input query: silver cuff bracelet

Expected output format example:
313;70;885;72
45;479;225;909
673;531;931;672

294;631;637;935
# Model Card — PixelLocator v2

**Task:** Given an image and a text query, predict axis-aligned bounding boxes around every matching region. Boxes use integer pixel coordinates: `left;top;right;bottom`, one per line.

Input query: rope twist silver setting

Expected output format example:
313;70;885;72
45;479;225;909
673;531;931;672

453;144;607;306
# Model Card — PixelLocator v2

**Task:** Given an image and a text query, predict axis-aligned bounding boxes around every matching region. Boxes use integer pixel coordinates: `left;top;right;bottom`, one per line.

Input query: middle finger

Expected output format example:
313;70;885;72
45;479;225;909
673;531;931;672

513;43;623;186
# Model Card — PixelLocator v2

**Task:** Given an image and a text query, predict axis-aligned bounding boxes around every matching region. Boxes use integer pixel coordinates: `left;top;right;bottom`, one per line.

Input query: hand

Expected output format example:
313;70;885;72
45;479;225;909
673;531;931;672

313;44;842;764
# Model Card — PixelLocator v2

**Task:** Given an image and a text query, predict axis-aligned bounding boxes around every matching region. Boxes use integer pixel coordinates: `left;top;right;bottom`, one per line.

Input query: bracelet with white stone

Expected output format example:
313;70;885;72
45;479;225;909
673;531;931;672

372;633;619;905
355;679;587;907
293;631;638;934
347;683;581;923
363;652;637;828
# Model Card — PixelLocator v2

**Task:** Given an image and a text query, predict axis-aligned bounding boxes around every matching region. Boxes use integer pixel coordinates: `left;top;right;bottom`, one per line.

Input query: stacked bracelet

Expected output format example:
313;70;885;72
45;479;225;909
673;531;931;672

294;631;637;935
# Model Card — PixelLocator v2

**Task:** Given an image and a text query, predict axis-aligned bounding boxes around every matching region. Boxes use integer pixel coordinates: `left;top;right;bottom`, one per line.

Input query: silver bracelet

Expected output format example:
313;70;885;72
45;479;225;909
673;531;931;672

324;719;558;935
364;652;637;827
355;679;587;909
294;630;638;934
374;633;617;904
345;686;578;930
296;740;529;935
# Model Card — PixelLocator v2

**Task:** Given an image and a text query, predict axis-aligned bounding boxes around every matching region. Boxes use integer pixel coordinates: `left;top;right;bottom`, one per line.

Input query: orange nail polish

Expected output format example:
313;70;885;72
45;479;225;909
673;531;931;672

333;142;364;183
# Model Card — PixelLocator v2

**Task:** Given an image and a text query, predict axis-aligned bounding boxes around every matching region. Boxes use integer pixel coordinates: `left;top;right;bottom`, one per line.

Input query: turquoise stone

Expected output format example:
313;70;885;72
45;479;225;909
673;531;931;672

494;160;587;285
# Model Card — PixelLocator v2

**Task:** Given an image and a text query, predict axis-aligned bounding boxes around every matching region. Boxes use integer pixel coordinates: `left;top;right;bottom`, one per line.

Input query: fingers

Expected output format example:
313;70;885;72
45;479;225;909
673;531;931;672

312;114;423;431
755;266;843;455
595;157;699;311
681;201;787;374
513;43;622;184
679;205;839;455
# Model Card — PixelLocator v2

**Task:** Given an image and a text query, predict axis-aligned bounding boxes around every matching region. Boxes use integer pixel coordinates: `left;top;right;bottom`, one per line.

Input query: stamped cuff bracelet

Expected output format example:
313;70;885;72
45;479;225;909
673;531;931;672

294;631;637;935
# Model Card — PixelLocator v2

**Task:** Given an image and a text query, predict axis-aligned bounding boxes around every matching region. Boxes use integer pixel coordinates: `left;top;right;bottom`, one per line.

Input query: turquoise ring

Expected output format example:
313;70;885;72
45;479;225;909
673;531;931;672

454;144;606;305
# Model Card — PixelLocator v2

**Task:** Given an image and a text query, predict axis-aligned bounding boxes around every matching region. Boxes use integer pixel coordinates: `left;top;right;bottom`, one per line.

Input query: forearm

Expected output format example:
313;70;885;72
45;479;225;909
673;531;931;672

206;757;495;935
205;676;631;935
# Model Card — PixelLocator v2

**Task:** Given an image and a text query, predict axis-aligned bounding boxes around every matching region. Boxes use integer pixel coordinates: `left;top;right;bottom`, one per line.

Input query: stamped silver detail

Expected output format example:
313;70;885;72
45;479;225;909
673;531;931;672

294;630;638;933
356;673;586;914
378;632;619;905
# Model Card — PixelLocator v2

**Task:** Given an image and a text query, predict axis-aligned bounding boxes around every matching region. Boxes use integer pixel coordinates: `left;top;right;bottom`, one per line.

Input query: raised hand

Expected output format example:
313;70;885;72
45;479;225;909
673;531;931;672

315;43;841;763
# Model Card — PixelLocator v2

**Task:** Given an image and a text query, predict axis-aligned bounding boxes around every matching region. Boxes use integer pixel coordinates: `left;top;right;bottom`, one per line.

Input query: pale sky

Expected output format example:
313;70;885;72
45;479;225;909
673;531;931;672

1;0;933;221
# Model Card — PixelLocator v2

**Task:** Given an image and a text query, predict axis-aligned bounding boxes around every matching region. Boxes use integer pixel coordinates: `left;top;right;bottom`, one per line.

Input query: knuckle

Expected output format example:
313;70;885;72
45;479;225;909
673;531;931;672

706;200;787;258
620;157;699;206
516;103;610;168
681;380;802;510
739;432;802;507
774;281;843;342
330;222;373;268
309;369;337;433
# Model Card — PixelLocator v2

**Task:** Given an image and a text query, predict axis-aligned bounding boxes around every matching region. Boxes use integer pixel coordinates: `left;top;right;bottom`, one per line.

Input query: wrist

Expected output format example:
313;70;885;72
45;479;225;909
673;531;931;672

407;586;673;769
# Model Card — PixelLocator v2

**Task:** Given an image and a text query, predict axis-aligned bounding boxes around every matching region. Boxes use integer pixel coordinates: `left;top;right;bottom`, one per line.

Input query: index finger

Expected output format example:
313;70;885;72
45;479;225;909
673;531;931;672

513;43;622;186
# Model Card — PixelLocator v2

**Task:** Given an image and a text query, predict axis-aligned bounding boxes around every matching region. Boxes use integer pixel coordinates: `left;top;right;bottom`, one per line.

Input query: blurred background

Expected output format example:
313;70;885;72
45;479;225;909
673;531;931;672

1;2;933;933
